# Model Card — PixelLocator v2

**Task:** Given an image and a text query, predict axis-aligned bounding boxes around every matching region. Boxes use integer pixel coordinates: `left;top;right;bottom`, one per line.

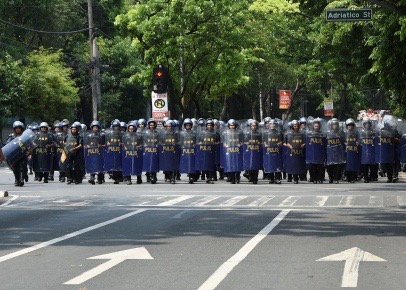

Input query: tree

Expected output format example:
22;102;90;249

22;48;79;122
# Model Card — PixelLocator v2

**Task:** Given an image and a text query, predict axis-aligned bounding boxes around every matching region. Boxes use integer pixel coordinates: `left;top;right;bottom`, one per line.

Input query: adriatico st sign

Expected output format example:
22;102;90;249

326;8;373;22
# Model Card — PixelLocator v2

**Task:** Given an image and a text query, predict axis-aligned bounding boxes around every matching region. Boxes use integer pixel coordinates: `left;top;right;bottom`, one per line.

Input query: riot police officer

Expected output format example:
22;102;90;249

283;120;306;184
32;122;54;183
159;120;180;184
64;122;84;184
262;119;283;184
6;121;29;186
243;120;262;184
86;121;105;185
360;119;377;183
122;121;143;185
222;119;243;184
143;119;160;184
179;118;198;183
326;118;346;184
344;118;360;183
305;118;326;184
376;120;396;182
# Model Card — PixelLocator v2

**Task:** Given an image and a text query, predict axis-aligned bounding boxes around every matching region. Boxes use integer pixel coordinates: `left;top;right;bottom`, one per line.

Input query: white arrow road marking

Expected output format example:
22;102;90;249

198;210;290;290
1;195;19;207
64;247;153;285
317;247;386;287
0;209;147;263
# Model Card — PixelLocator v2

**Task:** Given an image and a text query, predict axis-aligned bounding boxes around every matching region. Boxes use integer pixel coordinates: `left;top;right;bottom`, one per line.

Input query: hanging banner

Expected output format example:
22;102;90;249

324;99;334;116
279;90;291;109
151;92;169;121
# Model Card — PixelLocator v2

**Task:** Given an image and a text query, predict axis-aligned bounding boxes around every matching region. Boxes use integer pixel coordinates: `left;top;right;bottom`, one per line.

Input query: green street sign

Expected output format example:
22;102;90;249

325;8;373;22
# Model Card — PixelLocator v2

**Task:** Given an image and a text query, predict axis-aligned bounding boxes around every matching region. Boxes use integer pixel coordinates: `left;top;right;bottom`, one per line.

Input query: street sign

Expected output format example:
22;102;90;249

324;99;334;117
151;92;169;122
317;247;386;287
326;8;373;22
279;90;291;109
64;247;153;285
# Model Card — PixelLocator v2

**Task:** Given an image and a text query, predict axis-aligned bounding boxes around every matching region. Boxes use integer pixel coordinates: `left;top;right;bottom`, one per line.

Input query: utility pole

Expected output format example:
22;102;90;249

88;0;101;120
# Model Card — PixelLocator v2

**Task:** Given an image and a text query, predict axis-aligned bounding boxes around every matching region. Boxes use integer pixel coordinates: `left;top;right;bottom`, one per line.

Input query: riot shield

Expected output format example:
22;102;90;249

142;129;160;173
158;128;180;171
221;129;243;173
53;132;66;171
375;125;395;164
32;132;53;172
122;131;143;176
262;129;283;173
84;132;104;174
104;130;122;171
60;133;79;172
179;130;196;174
344;129;361;171
195;130;217;171
360;122;376;165
305;130;326;165
401;134;406;164
1;129;37;170
243;129;262;170
326;128;346;165
283;131;306;174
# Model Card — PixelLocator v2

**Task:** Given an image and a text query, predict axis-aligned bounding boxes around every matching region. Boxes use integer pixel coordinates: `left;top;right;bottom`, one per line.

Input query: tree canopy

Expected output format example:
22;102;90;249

0;0;405;129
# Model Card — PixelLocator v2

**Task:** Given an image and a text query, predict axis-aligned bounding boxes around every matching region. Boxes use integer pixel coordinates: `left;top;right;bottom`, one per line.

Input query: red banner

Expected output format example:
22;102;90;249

279;90;291;109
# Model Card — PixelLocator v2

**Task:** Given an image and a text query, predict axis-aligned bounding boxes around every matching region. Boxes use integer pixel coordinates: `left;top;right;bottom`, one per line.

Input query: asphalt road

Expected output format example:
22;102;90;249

0;167;405;289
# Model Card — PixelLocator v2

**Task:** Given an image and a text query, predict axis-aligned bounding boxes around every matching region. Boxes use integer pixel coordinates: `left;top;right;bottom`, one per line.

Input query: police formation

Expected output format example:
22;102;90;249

1;116;406;187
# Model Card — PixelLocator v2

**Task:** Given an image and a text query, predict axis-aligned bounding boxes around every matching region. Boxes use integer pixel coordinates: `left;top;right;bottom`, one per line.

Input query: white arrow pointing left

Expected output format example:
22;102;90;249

317;247;386;288
64;247;153;285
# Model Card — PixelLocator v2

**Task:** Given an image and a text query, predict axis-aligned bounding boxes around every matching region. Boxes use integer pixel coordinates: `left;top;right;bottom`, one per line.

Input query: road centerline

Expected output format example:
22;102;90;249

198;209;290;290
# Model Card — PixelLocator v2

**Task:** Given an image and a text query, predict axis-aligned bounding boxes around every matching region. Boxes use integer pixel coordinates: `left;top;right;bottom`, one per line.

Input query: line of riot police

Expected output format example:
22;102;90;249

1;115;405;186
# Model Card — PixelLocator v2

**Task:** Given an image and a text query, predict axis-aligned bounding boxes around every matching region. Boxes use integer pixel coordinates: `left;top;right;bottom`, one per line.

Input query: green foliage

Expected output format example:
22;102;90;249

22;48;79;122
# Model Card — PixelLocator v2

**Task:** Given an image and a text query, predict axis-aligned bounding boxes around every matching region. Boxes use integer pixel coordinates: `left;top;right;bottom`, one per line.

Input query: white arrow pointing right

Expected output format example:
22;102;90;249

317;247;386;287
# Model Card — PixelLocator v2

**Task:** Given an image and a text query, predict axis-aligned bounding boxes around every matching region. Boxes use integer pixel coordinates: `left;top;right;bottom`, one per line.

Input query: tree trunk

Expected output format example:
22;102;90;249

285;80;304;120
219;95;229;121
338;82;348;120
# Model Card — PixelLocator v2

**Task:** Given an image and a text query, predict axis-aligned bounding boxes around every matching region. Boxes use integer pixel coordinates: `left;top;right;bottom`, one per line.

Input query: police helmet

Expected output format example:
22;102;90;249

39;122;49;128
299;117;307;124
227;119;237;127
138;118;147;126
313;117;322;125
197;118;205;127
345;118;355;126
173;119;180;128
269;119;277;125
70;121;81;129
61;121;69;127
111;119;120;127
362;118;372;127
90;120;101;129
206;119;214;127
384;120;394;130
219;120;225;127
81;124;87;131
263;117;271;124
62;119;70;126
162;117;169;125
13;121;25;129
127;120;137;129
147;118;157;126
183;118;193;128
120;121;127;129
291;120;299;126
53;120;60;127
165;120;175;127
250;120;259;127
